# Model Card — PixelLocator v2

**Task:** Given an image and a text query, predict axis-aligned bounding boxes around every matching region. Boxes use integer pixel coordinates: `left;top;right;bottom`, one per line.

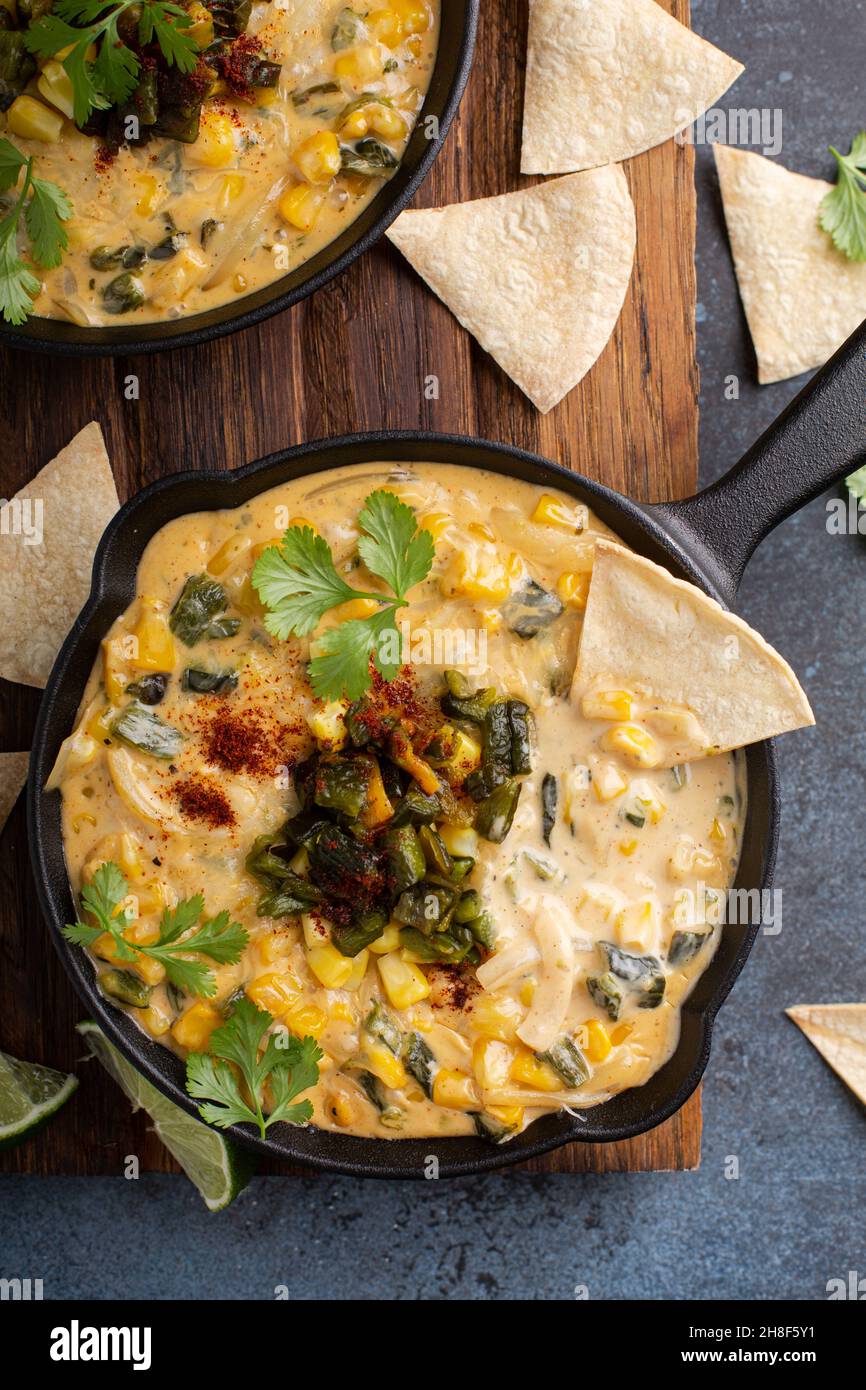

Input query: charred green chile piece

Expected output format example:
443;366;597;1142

200;217;223;249
101;272;145;314
501;579;564;639
507;699;534;775
281;808;331;849
211;0;252;35
393;882;457;934
400;924;475;964
403;1031;436;1098
417;823;452;876
355;1070;404;1128
313;755;372;819
150;231;187;260
181;667;238;694
308;825;385;905
481;700;513;791
0;31;35;112
333;908;387;958
541;773;557;846
125;673;169;705
537;1036;590;1088
339;137;399;177
364;1001;403;1055
292;80;341;107
385;824;426;893
600;941;666;1009
463;909;496;950
449;855;475;883
668;930;709;966
331;5;362;49
475;779;521;844
90;244;147;271
473;1110;518;1143
453;889;482;924
586;972;623;1022
170;574;238;645
441;671;498;724
256;886;316;918
389;784;441;828
110;702;183;759
100;968;152;1008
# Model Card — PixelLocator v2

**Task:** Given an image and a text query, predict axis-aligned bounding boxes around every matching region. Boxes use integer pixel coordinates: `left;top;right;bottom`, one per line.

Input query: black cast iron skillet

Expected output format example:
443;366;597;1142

28;322;866;1178
1;0;478;358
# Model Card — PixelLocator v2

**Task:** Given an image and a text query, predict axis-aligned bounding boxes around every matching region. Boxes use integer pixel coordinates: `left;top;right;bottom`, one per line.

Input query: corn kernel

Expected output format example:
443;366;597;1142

307;941;354;989
328;998;356;1024
472;1038;513;1090
584;1019;612;1063
468;521;495;542
488;1103;524;1129
218;172;246;209
592;760;628;802
556;571;591;609
293;129;341;183
278;182;326;232
341;108;370;138
130;597;175;672
187;112;235;167
307;698;349;749
432;1068;480;1111
327;1079;359;1127
208;532;252;576
532;494;586;533
134;173;161;219
441;549;512;601
259;930;294;965
334;42;383;85
101;636;128;702
186;1;214;48
393;0;430;33
364;1039;407;1090
289;515;318;534
331;596;381;623
150;247;209;310
616;899;661;954
378;951;430;1010
611;1022;634;1046
369;923;402;955
438;824;478;858
366;7;402;45
471;992;524;1041
343;949;369;991
419;511;452;543
246;970;301;1018
601;723;660;769
285;1001;328;1038
510;1049;561;1092
709;817;727;843
369;103;406;139
141;1000;173;1037
479;607;503;632
172;1001;221;1052
37;60;75;120
583;689;633;721
8;95;64;143
619;838;638;857
518;978;536;1006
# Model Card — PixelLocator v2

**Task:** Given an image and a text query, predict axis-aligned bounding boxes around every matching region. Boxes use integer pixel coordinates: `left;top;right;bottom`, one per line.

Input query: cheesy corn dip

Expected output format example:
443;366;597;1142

50;463;745;1143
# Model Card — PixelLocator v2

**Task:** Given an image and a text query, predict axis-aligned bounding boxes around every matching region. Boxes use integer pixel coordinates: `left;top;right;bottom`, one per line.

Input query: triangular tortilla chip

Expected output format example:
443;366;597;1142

715;145;866;384
386;169;636;413
0;423;118;688
573;541;814;762
521;0;743;174
0;752;28;835
787;1005;866;1109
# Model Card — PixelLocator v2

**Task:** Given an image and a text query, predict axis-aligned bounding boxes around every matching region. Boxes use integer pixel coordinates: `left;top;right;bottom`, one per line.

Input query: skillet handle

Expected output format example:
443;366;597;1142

650;319;866;606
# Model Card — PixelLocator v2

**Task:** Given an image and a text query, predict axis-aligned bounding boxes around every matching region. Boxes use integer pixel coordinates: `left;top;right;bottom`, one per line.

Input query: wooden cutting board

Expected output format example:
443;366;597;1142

0;0;700;1175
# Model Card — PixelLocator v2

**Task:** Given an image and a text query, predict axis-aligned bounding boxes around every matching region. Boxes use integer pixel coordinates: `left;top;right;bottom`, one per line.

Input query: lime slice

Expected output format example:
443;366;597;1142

0;1051;78;1149
76;1021;255;1211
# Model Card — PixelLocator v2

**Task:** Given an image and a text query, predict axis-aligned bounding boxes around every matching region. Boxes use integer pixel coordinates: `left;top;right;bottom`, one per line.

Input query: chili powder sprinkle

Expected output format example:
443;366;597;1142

176;777;235;829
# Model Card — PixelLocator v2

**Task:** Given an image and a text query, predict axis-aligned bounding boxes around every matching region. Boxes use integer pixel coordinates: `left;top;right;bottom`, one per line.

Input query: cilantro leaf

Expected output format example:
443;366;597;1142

357;489;435;600
185;997;322;1137
25;179;71;268
0;138;27;195
140;0;198;72
308;606;400;701
0;235;41;327
819;133;866;262
63;860;135;958
155;894;206;945
252;526;367;639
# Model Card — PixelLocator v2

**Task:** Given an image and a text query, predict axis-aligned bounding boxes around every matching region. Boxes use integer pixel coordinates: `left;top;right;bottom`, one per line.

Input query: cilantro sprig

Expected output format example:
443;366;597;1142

63;862;248;998
819;133;866;262
25;0;198;127
252;489;435;702
186;997;322;1137
0;139;71;325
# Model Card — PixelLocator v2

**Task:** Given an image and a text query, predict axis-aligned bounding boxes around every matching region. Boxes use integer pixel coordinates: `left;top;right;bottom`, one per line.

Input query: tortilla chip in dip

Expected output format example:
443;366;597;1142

787;1005;866;1109
386;169;636;413
0;423;118;689
0;752;28;835
573;541;814;765
715;145;866;384
521;0;743;175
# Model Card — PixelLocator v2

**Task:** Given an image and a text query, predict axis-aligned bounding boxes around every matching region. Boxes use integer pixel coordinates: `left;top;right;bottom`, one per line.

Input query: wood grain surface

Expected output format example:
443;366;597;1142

0;0;701;1175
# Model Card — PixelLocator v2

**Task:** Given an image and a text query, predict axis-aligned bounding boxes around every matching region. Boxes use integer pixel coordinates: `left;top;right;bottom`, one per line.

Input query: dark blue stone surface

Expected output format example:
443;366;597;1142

2;0;864;1301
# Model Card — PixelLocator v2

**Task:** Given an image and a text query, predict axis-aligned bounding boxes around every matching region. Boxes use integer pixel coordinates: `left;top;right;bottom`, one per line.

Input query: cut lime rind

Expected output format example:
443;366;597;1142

845;464;866;505
0;1051;78;1150
76;1021;255;1211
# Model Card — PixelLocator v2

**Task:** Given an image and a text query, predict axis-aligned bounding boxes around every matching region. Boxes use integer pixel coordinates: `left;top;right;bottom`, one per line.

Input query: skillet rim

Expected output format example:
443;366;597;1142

0;0;479;358
27;430;777;1178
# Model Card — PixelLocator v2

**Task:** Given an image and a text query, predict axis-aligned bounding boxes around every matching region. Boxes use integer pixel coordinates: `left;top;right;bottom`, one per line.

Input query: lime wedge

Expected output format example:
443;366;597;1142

0;1051;78;1149
77;1021;255;1211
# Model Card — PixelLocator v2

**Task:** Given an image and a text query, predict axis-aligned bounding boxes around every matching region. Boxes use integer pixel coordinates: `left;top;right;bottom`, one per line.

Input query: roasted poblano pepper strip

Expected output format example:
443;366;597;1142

449;855;475;882
463;910;496;951
331;4;362;48
110;702;184;759
454;889;482;923
100;968;152;1008
313;756;372;819
507;700;534;775
389;784;441;828
339;137;399;176
385;824;426;893
257;886;319;918
333;909;388;958
355;1070;404;1128
441;671;498;725
417;823;452;876
475;779;521;843
181;667;238;694
308;825;385;904
403;1031;436;1098
537;1036;590;1088
501;579;564;639
668;930;709;966
541;773;557;846
586;972;624;1022
169;574;239;645
400;925;474;964
600;941;666;1009
125;672;169;705
393;882;457;934
282;807;331;849
481;700;513;790
473;1110;518;1144
364;1001;403;1055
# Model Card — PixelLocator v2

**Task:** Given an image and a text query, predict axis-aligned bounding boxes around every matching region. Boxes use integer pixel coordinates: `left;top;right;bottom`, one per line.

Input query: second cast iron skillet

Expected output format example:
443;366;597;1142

28;321;866;1177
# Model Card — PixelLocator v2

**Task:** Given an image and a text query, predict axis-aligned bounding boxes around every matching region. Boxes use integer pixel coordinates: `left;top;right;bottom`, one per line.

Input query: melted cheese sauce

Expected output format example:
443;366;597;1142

10;1;438;326
55;462;745;1142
